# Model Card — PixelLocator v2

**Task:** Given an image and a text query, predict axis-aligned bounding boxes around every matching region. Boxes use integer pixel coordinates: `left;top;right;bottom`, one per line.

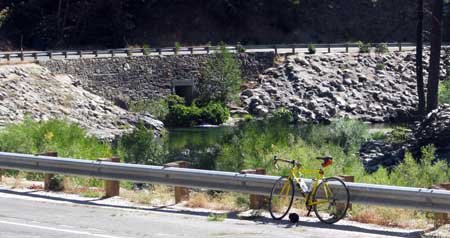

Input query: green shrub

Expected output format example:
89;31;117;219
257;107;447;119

200;102;230;125
271;107;293;123
236;42;246;53
129;98;169;120
370;130;387;141
199;42;242;104
143;43;151;55
376;63;385;71
0;118;111;160
307;43;316;54
375;43;389;54
115;121;166;165
357;41;371;53
174;42;181;54
438;78;450;105
385;127;411;144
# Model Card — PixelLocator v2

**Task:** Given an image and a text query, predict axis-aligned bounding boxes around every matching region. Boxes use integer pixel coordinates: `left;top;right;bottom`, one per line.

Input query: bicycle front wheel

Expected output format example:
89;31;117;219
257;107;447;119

312;177;350;224
269;176;295;220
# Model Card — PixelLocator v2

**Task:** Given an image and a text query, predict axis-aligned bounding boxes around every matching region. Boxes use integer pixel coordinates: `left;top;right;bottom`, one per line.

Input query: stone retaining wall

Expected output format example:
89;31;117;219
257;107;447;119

39;53;275;102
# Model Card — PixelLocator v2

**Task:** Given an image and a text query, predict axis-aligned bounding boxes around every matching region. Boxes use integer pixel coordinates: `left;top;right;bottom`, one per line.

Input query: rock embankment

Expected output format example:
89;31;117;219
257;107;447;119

241;49;450;123
0;64;163;140
360;105;450;171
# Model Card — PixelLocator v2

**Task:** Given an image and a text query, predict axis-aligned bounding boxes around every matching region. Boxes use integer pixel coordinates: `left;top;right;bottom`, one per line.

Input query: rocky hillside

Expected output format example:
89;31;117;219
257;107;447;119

241;48;450;123
0;64;163;140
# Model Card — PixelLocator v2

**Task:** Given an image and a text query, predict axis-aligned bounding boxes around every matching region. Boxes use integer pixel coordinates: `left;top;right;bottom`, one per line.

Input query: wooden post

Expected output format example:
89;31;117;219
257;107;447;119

274;46;278;55
48;52;52;59
164;161;190;203
328;44;331;53
79;50;83;58
338;175;354;210
37;152;58;190
345;43;349;53
398;42;402;52
5;54;10;61
292;46;296;54
189;47;194;54
110;49;115;57
94;50;98;57
98;157;120;198
20;53;24;61
64;51;68;59
241;168;267;209
432;183;450;227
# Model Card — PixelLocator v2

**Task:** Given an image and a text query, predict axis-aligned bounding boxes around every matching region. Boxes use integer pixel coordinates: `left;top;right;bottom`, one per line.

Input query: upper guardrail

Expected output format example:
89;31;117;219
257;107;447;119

0;42;423;62
0;152;449;212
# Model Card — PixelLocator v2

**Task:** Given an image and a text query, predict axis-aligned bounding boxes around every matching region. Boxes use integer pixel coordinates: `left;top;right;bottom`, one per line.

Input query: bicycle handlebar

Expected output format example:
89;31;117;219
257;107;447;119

273;156;300;167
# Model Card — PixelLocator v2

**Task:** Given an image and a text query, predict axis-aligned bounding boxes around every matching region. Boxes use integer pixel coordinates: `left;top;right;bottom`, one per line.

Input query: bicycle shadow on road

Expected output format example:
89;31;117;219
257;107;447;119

0;188;423;238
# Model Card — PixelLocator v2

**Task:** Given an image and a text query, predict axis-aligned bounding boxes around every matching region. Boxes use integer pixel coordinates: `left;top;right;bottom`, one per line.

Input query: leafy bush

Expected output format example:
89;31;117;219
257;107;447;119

236;42;246;53
199;42;242;104
174;42;181;54
376;63;385;71
307;43;316;54
375;43;389;54
438;78;450;105
271;107;293;123
142;43;151;55
115;121;166;165
0;118;111;160
129;98;169;120
385;127;411;144
357;41;371;53
164;95;229;127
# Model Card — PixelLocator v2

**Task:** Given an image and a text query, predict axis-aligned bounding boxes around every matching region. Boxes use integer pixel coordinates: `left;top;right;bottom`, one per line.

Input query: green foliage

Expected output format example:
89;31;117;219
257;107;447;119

0;118;111;160
386;146;449;187
385;127;411;144
271;107;294;123
208;213;227;222
302;118;369;153
370;130;387;141
199;42;242;104
357;41;371;53
375;63;385;71
142;43;151;55
174;42;181;54
129;98;169;120
165;95;230;127
375;43;389;54
115;121;166;165
307;43;316;54
438;78;450;105
236;42;246;53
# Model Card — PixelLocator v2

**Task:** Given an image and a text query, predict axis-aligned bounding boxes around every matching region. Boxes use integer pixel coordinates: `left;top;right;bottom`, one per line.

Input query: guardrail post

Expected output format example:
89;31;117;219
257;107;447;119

345;43;349;53
142;48;149;56
94;50;98;57
48;52;52;59
78;50;83;58
5;54;10;61
164;161;190;203
328;44;331;53
292;46;296;54
189;47;194;54
338;175;354;210
19;53;24;61
64;51;68;59
206;47;210;54
33;53;38;60
158;48;162;55
240;168;267;209
432;183;450;227
110;49;115;57
98;157;120;198
126;49;132;57
274;46;278;55
398;42;402;52
37;152;58;190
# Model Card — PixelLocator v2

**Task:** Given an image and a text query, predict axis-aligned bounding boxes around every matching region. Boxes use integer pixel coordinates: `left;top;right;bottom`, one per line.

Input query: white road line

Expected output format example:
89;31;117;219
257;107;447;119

0;220;123;238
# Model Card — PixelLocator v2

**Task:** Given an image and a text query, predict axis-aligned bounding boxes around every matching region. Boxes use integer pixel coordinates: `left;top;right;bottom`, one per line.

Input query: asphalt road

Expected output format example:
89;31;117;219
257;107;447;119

0;187;424;238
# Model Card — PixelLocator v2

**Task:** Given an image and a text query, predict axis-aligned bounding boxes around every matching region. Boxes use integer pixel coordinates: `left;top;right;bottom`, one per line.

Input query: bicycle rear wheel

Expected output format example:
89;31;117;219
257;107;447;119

269;176;295;220
312;177;349;224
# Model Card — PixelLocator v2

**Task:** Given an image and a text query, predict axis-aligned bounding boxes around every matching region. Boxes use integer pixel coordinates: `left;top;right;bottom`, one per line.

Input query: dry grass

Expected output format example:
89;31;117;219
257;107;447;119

186;192;249;211
349;205;431;229
120;185;174;206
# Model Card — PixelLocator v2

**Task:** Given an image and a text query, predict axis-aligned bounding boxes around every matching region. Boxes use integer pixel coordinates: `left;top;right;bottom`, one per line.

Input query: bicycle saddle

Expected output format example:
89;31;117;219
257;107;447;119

316;156;333;161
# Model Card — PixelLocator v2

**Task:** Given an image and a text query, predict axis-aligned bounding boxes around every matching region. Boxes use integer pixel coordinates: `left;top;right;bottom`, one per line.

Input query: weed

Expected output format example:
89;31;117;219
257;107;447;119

375;43;389;54
208;213;227;222
307;43;316;54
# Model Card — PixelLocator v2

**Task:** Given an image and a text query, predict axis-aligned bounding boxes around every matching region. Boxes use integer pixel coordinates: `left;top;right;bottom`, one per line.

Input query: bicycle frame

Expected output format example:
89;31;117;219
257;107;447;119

286;164;330;206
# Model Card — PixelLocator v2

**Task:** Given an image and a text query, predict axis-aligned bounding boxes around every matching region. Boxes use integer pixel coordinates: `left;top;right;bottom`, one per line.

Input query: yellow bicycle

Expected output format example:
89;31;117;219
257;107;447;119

269;155;350;224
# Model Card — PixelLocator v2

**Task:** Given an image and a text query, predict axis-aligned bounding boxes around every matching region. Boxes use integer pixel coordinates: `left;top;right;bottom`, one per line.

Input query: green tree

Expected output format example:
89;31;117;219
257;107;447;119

198;43;242;105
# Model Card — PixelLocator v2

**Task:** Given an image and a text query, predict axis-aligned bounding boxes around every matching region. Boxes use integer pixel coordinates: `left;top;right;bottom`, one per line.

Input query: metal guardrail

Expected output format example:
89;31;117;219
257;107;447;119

0;42;423;62
0;152;449;212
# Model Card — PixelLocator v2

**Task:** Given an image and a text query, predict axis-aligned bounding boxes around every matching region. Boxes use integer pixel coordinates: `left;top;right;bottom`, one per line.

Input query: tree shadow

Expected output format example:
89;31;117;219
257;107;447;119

0;188;423;238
